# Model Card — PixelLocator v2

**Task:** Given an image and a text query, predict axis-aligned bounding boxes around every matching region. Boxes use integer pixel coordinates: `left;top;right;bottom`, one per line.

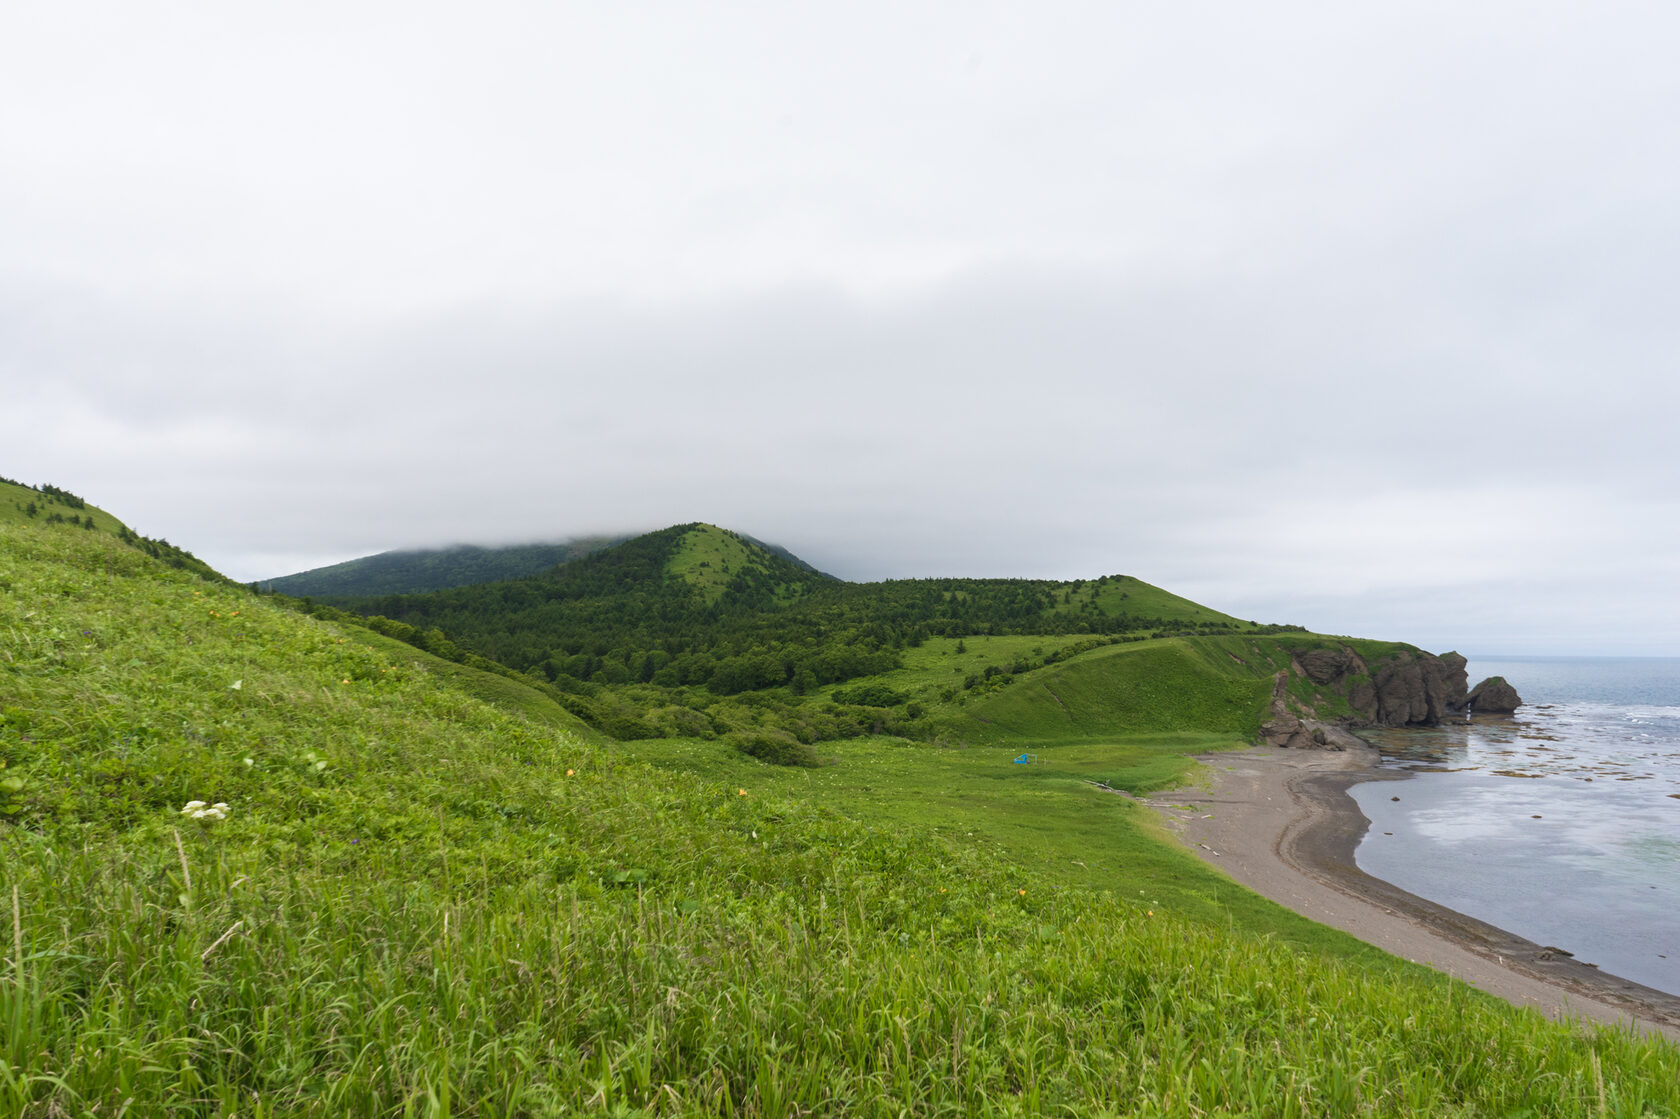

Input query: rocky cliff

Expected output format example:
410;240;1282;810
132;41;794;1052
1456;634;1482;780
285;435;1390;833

1260;643;1472;749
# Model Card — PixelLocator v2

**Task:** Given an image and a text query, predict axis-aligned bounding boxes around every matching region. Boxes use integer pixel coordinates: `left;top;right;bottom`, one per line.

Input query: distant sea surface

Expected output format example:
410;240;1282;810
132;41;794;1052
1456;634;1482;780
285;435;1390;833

1351;656;1680;998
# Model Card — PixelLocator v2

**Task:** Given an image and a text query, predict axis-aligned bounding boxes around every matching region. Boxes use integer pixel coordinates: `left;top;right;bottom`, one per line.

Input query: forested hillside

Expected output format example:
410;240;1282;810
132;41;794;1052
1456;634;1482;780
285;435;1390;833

318;522;1288;690
261;536;626;596
293;522;1301;746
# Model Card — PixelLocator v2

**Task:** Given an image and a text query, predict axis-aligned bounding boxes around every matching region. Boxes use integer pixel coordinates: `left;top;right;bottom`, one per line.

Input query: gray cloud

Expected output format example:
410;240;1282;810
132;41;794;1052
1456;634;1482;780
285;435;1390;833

6;2;1680;654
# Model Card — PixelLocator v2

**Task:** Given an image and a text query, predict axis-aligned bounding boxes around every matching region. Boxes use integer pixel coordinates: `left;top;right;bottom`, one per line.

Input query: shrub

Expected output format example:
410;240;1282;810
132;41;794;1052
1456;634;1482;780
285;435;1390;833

725;730;822;767
830;682;906;707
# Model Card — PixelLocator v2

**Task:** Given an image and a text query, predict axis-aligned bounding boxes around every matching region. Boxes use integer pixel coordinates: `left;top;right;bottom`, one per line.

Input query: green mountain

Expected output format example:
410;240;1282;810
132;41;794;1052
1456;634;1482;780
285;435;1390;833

321;521;1273;685
261;536;627;596
5;483;1672;1113
295;522;1309;745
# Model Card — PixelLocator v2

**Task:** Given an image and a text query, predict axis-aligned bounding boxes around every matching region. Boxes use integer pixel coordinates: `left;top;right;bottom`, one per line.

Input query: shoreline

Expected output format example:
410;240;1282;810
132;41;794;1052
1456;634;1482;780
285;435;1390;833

1147;744;1680;1041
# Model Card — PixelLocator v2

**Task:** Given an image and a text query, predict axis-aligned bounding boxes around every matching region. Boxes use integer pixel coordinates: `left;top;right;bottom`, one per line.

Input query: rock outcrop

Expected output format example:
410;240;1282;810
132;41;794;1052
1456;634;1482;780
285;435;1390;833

1259;708;1371;751
1260;644;1474;749
1348;649;1469;726
1464;675;1522;714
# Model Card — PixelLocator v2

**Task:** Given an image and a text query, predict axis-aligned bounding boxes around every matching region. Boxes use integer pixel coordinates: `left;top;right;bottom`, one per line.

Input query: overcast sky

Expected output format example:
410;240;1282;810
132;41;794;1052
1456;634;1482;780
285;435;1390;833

7;2;1679;655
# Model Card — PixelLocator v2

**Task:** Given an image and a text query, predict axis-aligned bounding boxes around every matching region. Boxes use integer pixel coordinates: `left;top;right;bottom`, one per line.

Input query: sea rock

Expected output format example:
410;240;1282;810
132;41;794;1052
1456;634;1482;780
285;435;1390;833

1346;649;1469;726
1465;675;1522;714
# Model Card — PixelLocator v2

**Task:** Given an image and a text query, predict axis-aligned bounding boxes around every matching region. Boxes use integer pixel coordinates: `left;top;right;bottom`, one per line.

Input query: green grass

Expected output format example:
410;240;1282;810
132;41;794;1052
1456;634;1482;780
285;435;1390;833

0;479;127;534
666;524;781;605
3;516;1678;1116
939;639;1273;746
615;732;1419;964
343;626;604;742
1044;573;1249;626
848;633;1109;699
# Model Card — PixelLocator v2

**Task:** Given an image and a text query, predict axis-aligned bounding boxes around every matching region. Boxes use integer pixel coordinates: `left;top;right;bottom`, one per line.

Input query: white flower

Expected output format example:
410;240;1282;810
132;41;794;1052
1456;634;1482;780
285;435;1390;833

229;680;242;691
181;800;229;820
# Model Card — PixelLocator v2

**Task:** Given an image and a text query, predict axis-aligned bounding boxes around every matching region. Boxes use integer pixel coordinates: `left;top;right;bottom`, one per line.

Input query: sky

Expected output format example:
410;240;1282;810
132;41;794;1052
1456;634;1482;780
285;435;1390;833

7;2;1680;655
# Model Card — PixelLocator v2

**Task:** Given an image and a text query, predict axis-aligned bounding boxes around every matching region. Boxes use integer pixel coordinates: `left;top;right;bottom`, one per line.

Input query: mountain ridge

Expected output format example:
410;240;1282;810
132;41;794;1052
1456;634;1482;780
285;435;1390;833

259;535;628;596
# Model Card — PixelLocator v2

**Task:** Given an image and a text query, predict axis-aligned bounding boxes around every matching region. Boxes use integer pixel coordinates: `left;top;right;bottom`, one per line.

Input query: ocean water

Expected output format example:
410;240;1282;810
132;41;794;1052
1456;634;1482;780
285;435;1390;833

1350;656;1680;998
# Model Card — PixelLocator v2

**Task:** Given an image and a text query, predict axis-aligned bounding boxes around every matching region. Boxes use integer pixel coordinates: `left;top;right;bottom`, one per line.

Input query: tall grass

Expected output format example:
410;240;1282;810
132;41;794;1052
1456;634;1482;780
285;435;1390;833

2;521;1677;1116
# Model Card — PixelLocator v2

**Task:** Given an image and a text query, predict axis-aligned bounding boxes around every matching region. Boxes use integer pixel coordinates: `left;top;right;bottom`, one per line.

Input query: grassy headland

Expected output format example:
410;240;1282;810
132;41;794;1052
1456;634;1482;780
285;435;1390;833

2;496;1677;1115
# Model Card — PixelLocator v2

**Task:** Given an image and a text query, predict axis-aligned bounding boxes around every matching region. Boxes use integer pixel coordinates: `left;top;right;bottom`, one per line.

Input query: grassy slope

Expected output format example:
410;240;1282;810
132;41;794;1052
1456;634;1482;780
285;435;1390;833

666;524;768;603
0;479;129;534
944;639;1273;745
341;626;604;743
618;732;1371;951
666;523;815;606
862;631;1434;747
2;517;1677;1115
1043;573;1248;625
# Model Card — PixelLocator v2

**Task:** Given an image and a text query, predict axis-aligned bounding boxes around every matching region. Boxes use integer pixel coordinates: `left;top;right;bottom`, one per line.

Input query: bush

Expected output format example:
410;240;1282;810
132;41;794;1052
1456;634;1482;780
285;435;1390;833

830;682;906;707
725;730;822;768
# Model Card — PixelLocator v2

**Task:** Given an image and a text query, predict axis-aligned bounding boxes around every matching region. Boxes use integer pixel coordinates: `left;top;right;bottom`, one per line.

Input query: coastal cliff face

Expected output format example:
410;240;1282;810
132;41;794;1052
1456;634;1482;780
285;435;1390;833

1260;644;1471;749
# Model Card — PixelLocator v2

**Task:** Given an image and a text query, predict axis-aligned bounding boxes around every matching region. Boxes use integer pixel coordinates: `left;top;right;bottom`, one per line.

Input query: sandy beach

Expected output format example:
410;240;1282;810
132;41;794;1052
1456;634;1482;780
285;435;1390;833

1147;745;1680;1041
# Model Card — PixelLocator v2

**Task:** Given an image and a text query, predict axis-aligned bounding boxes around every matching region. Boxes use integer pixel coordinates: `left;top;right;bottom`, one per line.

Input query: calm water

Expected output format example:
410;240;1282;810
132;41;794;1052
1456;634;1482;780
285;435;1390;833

1351;656;1680;997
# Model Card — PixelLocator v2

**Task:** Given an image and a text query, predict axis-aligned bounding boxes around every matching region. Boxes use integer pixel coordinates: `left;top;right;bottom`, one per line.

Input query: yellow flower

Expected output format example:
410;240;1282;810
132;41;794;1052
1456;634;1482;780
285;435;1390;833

566;769;574;777
1018;889;1027;896
738;789;747;797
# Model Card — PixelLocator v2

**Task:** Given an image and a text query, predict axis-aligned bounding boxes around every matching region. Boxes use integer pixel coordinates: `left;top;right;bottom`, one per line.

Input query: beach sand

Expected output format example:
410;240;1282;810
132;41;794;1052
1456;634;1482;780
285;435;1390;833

1147;745;1680;1041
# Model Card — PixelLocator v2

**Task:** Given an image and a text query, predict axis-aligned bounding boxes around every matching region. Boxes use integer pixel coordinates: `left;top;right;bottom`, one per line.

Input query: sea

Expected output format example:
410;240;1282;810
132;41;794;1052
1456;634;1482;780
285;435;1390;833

1350;656;1680;999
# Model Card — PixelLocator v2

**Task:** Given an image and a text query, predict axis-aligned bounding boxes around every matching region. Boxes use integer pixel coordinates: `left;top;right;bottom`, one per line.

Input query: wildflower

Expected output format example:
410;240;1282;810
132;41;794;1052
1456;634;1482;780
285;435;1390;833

566;769;574;776
1018;889;1027;896
180;801;207;814
738;789;747;797
230;680;242;691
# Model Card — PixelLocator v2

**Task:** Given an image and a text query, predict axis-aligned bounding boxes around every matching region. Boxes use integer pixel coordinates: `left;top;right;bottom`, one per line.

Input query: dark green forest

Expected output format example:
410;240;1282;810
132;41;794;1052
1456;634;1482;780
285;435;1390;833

261;536;626;597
